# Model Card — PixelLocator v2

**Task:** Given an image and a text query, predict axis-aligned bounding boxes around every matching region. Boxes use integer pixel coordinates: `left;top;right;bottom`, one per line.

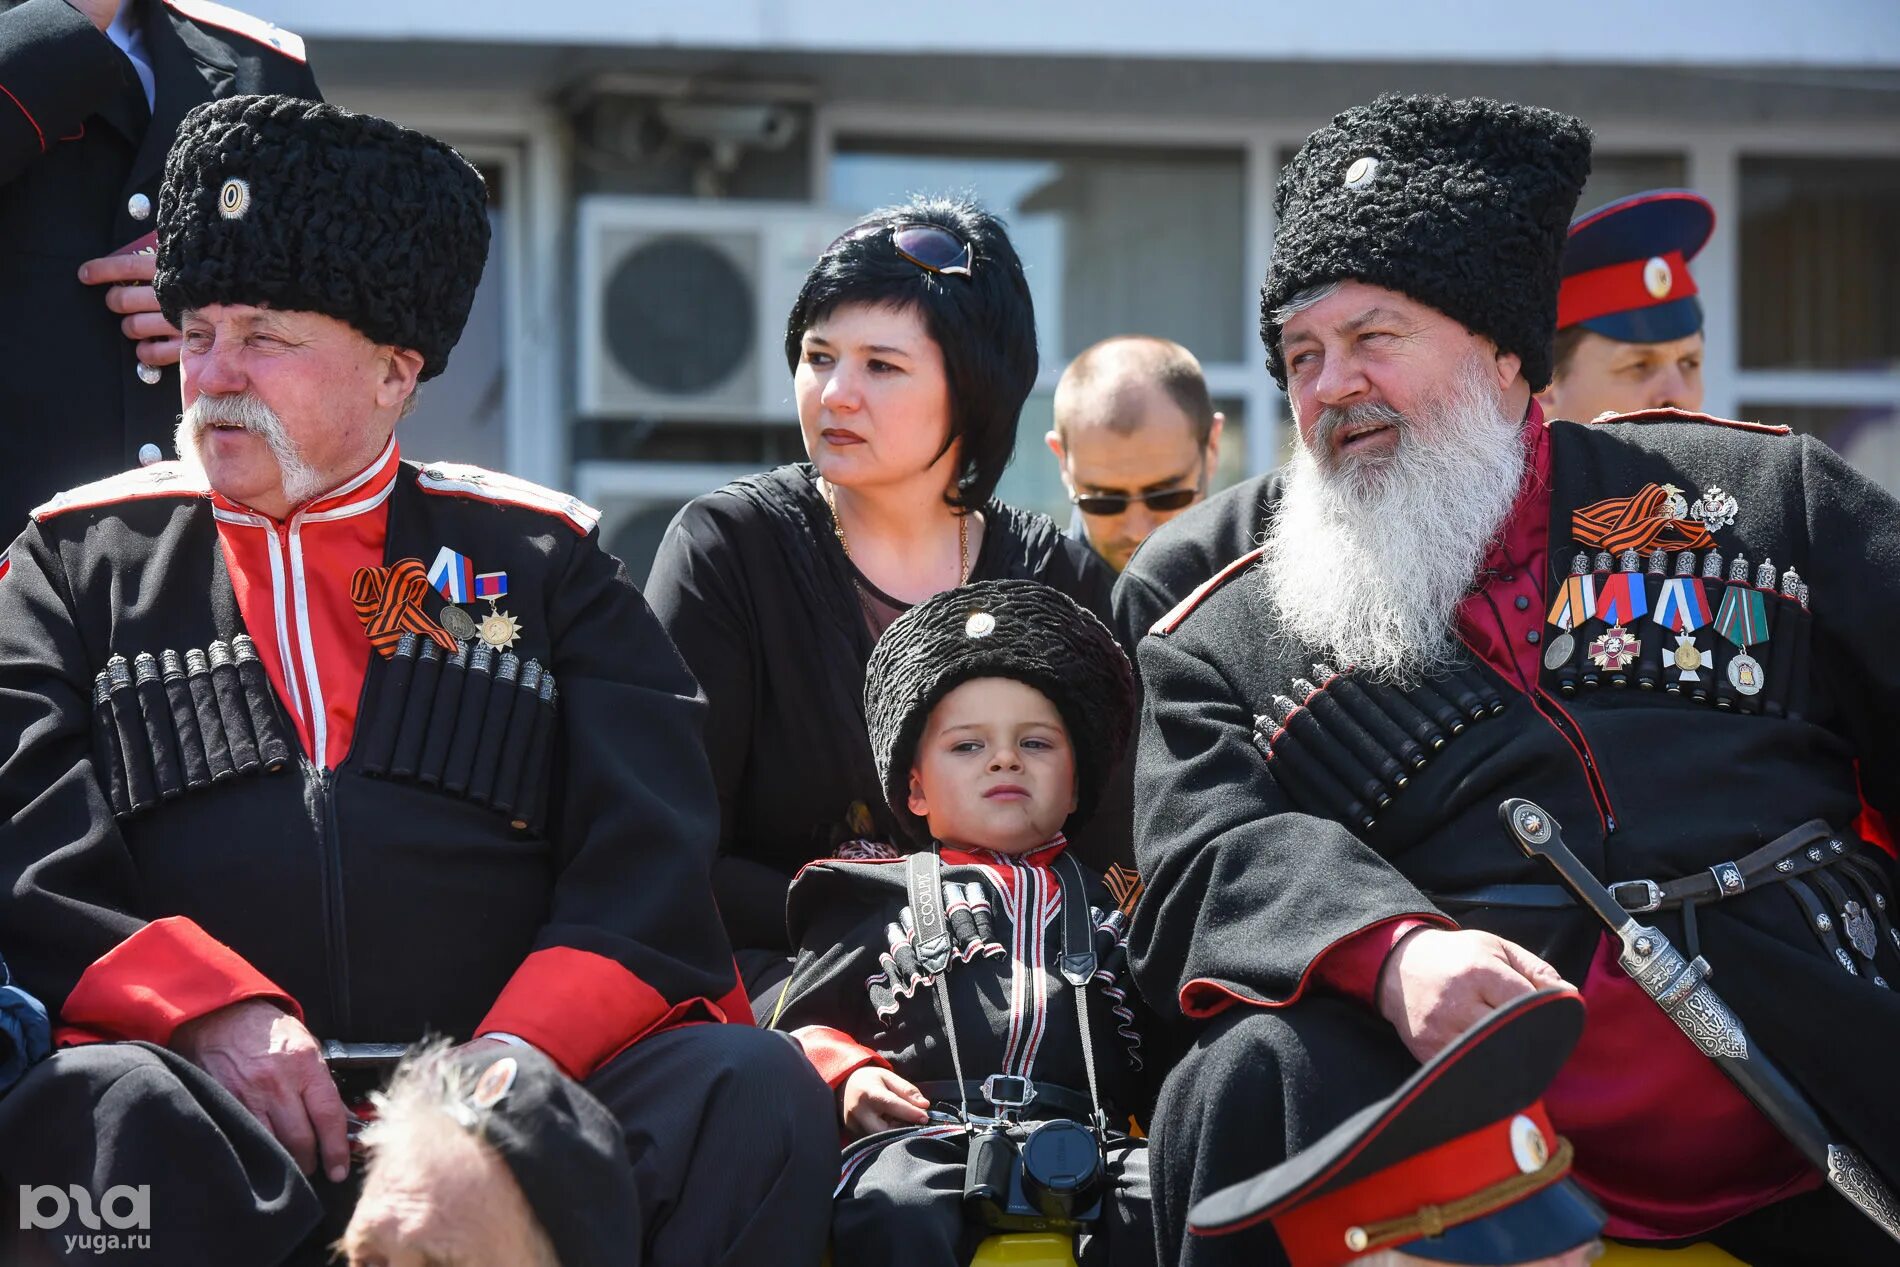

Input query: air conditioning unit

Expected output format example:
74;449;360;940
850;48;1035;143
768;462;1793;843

577;197;857;422
574;461;761;585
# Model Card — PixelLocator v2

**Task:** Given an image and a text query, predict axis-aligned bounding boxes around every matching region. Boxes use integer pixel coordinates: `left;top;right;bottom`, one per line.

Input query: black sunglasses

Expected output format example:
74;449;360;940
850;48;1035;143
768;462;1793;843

1070;482;1203;516
825;222;974;277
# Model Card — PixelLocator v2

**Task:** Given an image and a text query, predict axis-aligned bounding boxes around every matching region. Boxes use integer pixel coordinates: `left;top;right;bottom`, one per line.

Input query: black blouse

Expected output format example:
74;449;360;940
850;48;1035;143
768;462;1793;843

645;463;1120;954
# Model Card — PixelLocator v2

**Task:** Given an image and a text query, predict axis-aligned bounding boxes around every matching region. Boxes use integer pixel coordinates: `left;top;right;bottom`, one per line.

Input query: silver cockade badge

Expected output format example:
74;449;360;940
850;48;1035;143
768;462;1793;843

1689;485;1740;532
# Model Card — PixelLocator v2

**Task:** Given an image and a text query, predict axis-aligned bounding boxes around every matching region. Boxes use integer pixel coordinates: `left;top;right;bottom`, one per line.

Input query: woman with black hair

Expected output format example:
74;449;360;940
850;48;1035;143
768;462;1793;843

646;197;1121;1009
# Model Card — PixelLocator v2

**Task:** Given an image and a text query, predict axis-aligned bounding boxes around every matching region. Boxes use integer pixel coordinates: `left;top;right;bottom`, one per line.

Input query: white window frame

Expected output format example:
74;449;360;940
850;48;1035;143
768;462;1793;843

317;89;570;489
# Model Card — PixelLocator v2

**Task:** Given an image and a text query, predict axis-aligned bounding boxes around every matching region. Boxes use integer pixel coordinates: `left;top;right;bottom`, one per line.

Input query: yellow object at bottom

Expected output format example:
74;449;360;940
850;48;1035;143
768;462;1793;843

1599;1242;1746;1265
969;1233;1080;1265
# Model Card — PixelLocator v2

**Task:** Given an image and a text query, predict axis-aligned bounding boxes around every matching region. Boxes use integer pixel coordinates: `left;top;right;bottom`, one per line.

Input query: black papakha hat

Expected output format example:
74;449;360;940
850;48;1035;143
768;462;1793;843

155;94;489;380
1260;93;1592;393
864;579;1135;843
441;1045;640;1267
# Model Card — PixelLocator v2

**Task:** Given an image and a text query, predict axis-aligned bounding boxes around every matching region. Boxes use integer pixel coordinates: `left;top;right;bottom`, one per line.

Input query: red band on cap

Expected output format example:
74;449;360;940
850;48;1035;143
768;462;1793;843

1269;1103;1564;1266
1558;251;1696;329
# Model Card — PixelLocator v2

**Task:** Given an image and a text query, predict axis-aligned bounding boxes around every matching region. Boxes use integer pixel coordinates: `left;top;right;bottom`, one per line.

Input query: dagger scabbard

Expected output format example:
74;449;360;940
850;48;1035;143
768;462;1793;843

1497;796;1900;1244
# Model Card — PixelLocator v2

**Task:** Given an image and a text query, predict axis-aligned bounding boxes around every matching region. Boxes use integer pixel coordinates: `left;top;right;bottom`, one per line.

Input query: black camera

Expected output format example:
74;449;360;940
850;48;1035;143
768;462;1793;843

964;1119;1105;1234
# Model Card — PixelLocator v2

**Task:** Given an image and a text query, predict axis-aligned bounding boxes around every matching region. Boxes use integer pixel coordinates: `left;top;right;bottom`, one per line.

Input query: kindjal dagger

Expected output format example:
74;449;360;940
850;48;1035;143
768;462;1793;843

1498;797;1900;1244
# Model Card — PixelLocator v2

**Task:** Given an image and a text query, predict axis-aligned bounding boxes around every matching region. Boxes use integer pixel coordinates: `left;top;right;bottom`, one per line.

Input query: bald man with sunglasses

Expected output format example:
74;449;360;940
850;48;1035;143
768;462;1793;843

1048;335;1225;576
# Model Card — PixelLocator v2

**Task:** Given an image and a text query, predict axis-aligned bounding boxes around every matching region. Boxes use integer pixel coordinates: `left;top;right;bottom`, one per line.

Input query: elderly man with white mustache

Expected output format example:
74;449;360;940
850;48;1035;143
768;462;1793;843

1131;93;1900;1267
0;95;833;1266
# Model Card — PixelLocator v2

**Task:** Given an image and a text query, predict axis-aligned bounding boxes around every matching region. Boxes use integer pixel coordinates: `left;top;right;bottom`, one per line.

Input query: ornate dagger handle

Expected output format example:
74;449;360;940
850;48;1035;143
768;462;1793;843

1497;797;1900;1244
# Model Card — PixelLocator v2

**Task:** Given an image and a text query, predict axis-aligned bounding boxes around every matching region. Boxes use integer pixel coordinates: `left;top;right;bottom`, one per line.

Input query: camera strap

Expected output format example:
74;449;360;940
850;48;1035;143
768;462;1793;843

1053;852;1109;1139
908;847;972;1123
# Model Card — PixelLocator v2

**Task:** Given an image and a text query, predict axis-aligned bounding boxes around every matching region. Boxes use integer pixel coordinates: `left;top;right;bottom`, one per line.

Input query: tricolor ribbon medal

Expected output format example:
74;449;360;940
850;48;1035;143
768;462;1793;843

1543;571;1596;672
1656;572;1712;684
1585;570;1645;670
1714;571;1771;696
428;547;520;649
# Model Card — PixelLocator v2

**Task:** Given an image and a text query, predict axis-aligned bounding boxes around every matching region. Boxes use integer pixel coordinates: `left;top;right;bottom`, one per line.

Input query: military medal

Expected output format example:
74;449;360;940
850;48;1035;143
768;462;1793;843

1672;633;1705;678
1713;554;1771;699
1655;551;1711;690
439;605;478;641
1543;554;1594;675
1542;631;1574;672
478;602;522;650
1588;624;1639;670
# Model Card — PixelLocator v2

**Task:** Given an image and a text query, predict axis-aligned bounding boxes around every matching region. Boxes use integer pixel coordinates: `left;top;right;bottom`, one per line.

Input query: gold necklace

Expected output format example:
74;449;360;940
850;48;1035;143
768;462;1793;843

820;479;970;584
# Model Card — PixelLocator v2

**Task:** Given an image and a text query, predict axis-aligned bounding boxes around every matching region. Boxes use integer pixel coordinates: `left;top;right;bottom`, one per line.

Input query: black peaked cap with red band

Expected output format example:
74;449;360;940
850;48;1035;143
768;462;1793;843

1189;988;1603;1267
1558;189;1715;345
863;579;1135;845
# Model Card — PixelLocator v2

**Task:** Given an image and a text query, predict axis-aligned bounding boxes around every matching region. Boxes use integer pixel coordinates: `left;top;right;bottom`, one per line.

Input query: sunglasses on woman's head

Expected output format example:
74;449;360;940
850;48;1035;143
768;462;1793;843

824;222;975;278
1069;484;1203;516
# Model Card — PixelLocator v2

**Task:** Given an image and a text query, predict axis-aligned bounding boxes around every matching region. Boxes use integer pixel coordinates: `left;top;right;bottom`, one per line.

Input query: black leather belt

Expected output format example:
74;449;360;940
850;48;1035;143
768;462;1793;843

1434;819;1847;915
916;1078;1099;1121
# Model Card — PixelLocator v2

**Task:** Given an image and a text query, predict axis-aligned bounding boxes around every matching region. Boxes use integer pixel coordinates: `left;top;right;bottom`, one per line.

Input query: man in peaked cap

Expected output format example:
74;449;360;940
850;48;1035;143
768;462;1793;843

1132;91;1900;1266
1538;189;1716;425
1189;990;1602;1267
0;96;833;1266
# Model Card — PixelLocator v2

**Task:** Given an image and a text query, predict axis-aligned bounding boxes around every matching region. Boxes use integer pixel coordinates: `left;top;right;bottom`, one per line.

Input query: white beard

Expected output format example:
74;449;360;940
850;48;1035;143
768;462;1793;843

175;392;327;507
1261;354;1527;682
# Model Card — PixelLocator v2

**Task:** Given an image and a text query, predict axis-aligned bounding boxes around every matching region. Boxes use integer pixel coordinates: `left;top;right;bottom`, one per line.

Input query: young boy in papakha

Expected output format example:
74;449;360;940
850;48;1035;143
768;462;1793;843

769;579;1155;1266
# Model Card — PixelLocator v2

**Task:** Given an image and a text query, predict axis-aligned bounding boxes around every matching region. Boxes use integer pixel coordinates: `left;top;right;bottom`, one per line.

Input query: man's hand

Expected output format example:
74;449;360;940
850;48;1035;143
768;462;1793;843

1376;928;1572;1063
171;998;352;1183
841;1066;930;1137
78;251;183;368
64;0;120;32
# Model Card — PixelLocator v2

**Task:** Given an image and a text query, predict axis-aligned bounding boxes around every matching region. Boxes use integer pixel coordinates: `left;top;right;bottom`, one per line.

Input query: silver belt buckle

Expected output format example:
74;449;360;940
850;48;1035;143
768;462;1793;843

982;1074;1036;1111
1609;879;1663;914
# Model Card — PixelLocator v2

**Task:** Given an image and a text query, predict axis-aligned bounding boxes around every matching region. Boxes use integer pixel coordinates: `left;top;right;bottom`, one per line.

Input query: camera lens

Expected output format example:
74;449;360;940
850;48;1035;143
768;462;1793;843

1019;1120;1104;1220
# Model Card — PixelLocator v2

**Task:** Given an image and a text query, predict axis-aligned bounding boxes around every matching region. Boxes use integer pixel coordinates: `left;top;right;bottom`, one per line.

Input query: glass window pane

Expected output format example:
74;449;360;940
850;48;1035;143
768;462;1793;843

1738;401;1900;497
1741;157;1900;372
404;161;507;466
831;141;1246;365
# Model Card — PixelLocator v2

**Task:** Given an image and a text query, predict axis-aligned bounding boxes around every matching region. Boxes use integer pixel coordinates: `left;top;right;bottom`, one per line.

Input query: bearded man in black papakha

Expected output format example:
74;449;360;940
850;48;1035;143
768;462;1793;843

0;95;833;1267
1132;92;1900;1267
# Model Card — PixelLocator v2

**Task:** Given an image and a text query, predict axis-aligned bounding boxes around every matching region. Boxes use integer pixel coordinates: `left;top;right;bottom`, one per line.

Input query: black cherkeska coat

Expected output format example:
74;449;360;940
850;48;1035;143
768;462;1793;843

773;846;1154;1266
645;462;1123;963
1111;469;1283;653
1132;413;1900;1263
0;0;319;532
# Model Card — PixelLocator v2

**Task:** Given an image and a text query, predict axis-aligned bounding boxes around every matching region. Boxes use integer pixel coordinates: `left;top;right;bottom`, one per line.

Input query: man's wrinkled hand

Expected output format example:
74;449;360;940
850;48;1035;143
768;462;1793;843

171;998;352;1183
1376;927;1572;1063
78;251;183;367
841;1065;930;1138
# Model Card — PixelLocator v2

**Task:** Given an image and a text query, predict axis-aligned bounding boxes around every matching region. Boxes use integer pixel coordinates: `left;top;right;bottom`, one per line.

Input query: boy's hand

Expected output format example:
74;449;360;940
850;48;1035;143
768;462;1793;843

841;1066;930;1137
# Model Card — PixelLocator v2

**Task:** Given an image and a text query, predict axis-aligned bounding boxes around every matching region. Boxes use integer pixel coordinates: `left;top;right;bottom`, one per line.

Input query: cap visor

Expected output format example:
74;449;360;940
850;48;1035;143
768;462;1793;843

1398;1178;1604;1264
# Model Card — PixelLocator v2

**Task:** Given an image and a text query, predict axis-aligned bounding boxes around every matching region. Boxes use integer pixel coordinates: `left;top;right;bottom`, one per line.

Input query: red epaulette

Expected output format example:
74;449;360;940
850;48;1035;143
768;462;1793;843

414;463;601;537
1151;546;1265;637
162;0;306;62
1584;406;1791;436
30;463;206;524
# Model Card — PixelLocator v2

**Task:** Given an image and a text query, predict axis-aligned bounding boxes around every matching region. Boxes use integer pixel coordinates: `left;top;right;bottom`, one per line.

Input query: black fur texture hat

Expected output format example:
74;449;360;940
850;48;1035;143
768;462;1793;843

1260;94;1592;392
156;95;490;380
865;580;1135;843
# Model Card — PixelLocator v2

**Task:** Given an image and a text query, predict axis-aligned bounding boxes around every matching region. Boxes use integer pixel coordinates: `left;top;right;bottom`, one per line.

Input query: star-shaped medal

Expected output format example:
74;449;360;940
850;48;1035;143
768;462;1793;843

478;601;522;650
1588;624;1639;670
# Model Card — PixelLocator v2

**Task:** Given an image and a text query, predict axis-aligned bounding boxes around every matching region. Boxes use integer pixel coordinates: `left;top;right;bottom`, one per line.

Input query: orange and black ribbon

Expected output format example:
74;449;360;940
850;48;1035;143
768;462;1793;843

351;558;458;658
1571;483;1715;555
